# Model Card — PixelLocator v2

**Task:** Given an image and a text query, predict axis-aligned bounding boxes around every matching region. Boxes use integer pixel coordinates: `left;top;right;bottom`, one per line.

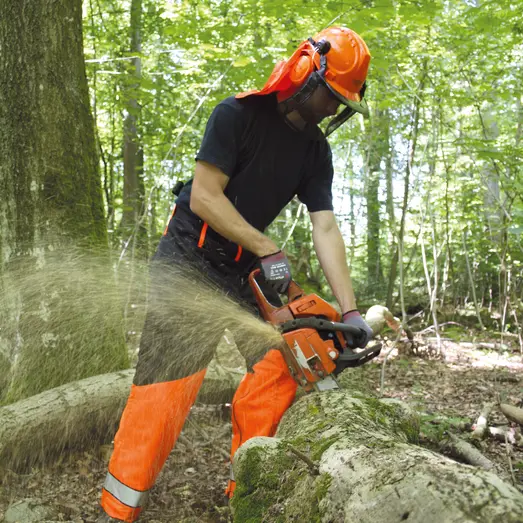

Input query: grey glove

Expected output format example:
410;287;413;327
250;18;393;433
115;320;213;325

342;310;374;348
260;250;292;294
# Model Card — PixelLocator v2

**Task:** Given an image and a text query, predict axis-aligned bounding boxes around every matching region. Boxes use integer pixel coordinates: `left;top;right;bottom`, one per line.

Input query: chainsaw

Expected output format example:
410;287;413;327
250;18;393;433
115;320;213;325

249;270;382;392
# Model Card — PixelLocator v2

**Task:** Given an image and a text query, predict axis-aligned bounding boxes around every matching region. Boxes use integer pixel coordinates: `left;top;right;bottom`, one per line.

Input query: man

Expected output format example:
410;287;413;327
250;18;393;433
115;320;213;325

100;26;373;522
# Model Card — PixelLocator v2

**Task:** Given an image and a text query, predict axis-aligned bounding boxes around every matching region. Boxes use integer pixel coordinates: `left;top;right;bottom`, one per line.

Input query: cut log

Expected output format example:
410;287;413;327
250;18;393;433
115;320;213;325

231;369;523;523
471;402;494;440
489;426;523;447
365;305;414;341
0;358;244;471
500;403;523;427
443;433;495;470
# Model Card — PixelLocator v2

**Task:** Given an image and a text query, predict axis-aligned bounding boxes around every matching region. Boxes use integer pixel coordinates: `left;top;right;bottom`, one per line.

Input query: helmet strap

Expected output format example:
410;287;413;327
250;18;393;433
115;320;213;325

279;72;322;114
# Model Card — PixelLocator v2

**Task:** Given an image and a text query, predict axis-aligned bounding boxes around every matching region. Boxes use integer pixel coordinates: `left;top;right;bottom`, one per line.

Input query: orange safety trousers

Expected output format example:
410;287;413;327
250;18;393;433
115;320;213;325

226;349;297;497
101;349;297;522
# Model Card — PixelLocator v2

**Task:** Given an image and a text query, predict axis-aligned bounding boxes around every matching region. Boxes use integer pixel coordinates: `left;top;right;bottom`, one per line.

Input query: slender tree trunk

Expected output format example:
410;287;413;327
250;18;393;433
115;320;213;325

364;109;386;299
388;64;427;311
120;0;146;255
463;230;485;329
108;91;118;236
385;115;396;309
346;155;357;269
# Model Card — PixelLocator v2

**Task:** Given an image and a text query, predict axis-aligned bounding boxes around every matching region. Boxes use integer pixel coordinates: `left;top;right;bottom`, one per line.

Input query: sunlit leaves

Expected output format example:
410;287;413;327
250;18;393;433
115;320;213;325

82;0;523;307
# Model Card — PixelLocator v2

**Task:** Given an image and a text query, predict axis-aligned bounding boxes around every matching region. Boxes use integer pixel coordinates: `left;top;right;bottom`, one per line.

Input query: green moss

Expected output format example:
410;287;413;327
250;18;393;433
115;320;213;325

310;435;340;461
364;397;390;425
315;473;332;502
232;448;273;521
231;439;335;522
232;445;297;522
307;402;320;416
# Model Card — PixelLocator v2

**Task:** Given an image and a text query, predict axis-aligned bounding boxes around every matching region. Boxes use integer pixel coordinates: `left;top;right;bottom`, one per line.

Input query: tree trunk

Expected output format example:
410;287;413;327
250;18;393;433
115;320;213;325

0;0;128;402
384;111;396;310
0;0;107;255
231;370;523;522
386;65;426;311
0;359;244;471
120;0;146;256
364;108;386;299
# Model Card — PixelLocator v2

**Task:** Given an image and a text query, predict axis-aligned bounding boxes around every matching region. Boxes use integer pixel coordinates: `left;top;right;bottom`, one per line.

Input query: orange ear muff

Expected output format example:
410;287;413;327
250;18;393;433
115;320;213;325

289;54;314;86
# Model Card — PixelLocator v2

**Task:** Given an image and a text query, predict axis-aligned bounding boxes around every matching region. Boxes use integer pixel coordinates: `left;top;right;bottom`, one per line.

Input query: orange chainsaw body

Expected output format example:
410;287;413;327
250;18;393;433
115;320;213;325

281;328;338;391
248;270;381;392
248;271;343;391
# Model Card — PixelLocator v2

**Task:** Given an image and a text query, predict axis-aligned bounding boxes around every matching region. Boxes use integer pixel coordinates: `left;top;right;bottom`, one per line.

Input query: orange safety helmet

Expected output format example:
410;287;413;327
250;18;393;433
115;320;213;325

237;27;371;136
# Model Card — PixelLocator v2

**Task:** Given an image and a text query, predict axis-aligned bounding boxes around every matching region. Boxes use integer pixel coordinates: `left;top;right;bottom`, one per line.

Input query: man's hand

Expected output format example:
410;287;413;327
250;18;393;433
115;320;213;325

260;251;292;294
342;310;374;348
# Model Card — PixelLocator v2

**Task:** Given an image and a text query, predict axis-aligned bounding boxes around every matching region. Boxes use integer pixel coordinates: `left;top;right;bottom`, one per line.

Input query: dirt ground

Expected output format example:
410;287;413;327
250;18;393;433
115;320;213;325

1;331;522;522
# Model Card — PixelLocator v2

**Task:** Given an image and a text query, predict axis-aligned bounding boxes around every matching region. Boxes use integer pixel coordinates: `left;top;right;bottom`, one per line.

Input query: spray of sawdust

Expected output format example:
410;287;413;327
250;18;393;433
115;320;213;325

130;259;286;384
1;248;129;403
0;246;284;404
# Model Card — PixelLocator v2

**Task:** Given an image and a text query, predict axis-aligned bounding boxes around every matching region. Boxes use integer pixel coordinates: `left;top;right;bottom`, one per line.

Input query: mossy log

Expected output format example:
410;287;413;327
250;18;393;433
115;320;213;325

0;360;243;471
231;370;523;523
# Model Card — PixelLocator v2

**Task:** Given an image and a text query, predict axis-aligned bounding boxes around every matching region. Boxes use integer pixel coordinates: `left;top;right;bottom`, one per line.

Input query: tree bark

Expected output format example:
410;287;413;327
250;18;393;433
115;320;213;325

231;370;523;522
0;0;107;255
120;0;146;256
0;360;244;471
0;0;128;402
364;108;386;299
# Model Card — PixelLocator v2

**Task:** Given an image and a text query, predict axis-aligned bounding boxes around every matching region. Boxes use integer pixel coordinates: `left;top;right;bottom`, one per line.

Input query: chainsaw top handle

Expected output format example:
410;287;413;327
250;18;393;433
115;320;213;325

249;269;303;322
281;317;365;337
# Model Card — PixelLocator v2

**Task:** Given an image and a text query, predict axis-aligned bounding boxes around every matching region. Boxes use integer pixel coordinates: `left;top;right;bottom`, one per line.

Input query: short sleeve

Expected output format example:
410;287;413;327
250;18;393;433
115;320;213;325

297;139;334;212
195;99;245;177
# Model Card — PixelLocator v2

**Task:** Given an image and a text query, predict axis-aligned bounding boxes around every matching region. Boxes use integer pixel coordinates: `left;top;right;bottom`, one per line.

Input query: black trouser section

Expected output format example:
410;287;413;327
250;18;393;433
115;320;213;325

134;209;282;386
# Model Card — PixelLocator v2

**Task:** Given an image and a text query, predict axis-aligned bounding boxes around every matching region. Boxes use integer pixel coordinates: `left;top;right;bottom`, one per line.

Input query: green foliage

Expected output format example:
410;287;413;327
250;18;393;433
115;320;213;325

420;413;470;443
83;0;523;321
440;324;469;342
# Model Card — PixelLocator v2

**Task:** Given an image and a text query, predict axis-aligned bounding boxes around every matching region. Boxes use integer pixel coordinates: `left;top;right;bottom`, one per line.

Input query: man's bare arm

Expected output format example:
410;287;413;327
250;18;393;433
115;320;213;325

190;160;278;257
310;210;357;312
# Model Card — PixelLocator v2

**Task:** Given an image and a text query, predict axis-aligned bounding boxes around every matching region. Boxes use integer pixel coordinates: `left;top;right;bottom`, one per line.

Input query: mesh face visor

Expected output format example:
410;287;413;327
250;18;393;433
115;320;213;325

324;81;368;136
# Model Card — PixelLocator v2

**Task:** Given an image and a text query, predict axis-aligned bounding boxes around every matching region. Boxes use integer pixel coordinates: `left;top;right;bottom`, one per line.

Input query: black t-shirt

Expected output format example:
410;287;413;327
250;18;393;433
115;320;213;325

175;94;334;233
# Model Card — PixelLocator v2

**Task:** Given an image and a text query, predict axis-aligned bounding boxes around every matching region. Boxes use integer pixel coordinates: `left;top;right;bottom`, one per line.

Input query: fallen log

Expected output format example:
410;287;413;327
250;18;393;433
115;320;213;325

231;370;523;522
500;403;523;427
489;426;523;447
471;402;494;440
443;433;495;470
365;305;413;341
0;357;244;471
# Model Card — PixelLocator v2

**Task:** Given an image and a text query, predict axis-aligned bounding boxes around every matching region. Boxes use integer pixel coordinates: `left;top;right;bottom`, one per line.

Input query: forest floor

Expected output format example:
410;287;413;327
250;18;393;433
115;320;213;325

1;327;522;522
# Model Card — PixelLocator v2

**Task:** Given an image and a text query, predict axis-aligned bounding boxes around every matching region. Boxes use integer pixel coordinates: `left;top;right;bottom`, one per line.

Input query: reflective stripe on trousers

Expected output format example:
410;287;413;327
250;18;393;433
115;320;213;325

103;472;148;508
100;370;207;522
